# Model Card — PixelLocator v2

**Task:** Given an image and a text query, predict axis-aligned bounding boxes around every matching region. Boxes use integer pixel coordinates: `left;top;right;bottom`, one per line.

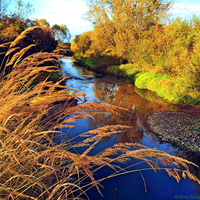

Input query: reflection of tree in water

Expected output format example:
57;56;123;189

87;80;181;144
72;63;95;77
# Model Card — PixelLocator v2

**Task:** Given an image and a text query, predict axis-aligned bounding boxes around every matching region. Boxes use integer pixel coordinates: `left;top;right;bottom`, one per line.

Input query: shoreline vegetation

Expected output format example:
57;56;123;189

71;15;200;106
73;48;200;106
73;57;200;156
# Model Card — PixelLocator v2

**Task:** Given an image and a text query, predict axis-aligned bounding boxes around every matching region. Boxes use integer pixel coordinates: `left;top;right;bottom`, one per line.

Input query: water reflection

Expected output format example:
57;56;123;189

87;77;181;145
59;58;200;199
61;58;182;151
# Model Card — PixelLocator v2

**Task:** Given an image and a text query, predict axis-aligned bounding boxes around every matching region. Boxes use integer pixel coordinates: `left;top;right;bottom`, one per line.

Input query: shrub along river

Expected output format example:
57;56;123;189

53;58;200;200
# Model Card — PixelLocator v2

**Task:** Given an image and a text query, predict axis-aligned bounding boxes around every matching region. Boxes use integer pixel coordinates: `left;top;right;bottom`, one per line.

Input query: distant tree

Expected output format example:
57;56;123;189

0;0;35;44
0;14;28;43
14;0;34;20
32;18;50;28
31;18;50;33
0;0;9;19
0;0;34;20
51;24;71;43
86;0;171;30
71;31;92;55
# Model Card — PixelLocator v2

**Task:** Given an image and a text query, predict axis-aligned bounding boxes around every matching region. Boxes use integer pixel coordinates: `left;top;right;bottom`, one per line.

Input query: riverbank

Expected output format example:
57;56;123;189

61;57;200;200
146;111;200;156
74;57;200;155
73;56;200;105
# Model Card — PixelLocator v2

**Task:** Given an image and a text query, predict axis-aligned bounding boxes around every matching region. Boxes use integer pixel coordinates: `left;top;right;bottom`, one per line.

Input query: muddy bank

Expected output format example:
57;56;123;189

146;111;200;156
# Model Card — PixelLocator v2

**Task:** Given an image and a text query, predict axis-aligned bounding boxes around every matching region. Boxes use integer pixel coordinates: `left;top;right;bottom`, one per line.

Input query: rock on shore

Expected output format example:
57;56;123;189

146;111;200;155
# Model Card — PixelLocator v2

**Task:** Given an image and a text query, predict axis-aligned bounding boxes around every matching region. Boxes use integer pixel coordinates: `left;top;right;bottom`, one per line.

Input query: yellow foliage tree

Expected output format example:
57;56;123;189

85;0;171;60
71;31;92;56
33;18;50;29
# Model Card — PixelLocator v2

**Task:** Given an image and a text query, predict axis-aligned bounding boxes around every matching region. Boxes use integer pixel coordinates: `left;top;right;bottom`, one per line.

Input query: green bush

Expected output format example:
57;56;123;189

75;57;95;69
106;64;139;79
95;73;103;78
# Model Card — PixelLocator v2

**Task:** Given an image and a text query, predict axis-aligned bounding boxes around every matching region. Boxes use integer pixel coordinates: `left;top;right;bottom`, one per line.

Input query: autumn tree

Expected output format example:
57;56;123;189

85;0;171;60
0;14;30;43
32;18;50;29
86;0;171;31
14;0;34;20
89;22;116;56
0;0;34;43
71;31;92;55
51;24;71;43
32;20;70;42
0;0;9;18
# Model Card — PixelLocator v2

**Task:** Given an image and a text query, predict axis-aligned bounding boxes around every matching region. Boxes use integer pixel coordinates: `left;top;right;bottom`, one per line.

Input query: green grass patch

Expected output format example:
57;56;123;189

74;55;122;71
95;73;103;78
74;57;96;69
195;127;200;131
106;65;120;76
178;95;200;106
106;64;139;81
134;72;200;105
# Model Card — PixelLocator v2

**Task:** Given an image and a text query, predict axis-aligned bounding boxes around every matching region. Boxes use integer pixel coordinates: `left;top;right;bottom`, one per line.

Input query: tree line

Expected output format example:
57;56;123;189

0;0;71;44
71;0;200;105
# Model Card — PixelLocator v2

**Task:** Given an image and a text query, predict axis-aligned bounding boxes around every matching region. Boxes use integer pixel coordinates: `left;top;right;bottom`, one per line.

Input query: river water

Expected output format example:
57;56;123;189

55;58;200;200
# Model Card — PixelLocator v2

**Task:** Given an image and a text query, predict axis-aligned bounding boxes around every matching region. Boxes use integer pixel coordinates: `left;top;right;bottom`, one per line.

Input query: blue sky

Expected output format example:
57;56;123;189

171;0;200;18
21;0;200;39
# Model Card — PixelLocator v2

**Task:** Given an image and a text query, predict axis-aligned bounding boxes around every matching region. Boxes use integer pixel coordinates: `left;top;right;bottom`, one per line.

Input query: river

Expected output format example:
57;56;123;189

54;58;200;200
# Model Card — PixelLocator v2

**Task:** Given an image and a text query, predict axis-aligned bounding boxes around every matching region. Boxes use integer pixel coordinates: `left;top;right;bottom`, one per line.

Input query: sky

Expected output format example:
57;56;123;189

20;0;200;40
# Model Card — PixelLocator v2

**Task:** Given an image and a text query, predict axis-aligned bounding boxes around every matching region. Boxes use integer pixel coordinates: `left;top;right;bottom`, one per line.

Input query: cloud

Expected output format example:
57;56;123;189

171;2;200;17
31;0;92;38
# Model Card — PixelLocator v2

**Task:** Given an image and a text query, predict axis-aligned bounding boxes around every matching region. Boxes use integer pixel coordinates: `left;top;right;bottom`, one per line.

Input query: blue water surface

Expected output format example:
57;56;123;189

54;58;200;200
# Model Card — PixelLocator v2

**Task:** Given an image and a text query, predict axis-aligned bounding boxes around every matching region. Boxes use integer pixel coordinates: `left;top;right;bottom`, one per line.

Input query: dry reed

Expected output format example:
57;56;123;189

0;32;200;200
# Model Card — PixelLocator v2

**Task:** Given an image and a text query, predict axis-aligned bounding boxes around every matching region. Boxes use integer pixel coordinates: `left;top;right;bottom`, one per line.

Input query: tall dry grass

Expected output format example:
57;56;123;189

0;27;200;199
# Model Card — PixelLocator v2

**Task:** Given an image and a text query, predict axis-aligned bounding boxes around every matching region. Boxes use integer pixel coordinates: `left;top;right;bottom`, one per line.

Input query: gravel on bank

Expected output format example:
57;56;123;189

146;111;200;155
